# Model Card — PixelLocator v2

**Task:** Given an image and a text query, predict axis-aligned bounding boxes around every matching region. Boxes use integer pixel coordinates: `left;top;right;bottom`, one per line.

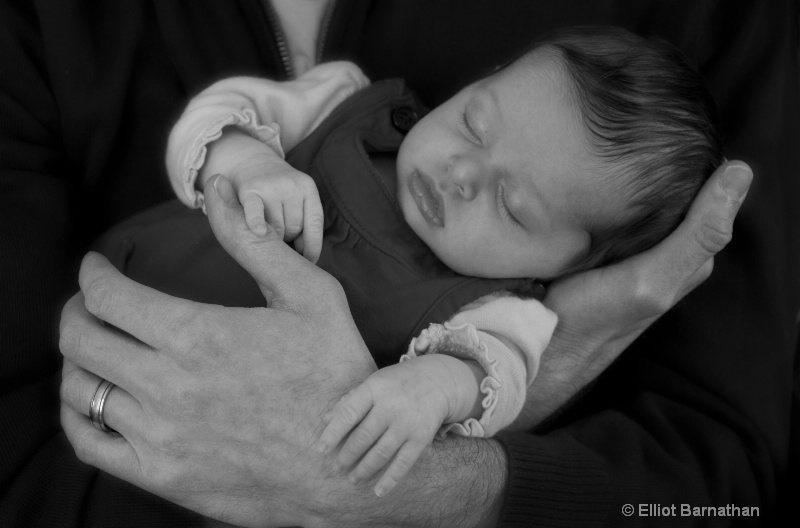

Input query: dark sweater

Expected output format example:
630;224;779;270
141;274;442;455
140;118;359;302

1;1;797;526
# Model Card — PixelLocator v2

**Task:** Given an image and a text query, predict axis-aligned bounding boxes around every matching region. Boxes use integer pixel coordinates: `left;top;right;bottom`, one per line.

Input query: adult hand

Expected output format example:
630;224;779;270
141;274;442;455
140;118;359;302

515;161;753;427
59;174;376;527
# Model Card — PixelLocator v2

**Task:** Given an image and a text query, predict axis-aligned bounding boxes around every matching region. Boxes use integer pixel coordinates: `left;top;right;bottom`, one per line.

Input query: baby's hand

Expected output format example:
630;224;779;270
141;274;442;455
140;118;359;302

315;355;459;497
230;159;323;263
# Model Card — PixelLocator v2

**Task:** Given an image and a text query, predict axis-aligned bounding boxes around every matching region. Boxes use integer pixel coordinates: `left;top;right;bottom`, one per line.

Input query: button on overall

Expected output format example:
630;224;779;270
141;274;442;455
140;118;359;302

391;105;419;133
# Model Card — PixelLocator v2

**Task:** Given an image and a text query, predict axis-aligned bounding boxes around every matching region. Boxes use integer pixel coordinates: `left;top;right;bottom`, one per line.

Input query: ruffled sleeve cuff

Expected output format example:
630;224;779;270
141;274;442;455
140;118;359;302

177;111;285;210
402;294;557;438
402;321;529;438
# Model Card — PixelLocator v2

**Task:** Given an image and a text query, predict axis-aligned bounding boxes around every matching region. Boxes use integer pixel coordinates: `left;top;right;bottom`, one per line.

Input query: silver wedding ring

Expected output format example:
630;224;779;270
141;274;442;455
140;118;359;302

89;379;116;432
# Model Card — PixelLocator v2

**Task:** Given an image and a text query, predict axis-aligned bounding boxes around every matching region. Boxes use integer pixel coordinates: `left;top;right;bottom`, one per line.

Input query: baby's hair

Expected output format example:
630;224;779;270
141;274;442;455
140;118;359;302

519;26;724;273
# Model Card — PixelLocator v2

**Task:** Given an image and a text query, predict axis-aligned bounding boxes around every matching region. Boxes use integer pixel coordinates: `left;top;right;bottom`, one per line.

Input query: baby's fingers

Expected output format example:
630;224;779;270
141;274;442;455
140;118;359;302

316;388;372;455
373;441;426;497
336;410;387;471
300;191;324;264
349;430;404;484
240;193;268;236
282;195;304;242
262;196;286;240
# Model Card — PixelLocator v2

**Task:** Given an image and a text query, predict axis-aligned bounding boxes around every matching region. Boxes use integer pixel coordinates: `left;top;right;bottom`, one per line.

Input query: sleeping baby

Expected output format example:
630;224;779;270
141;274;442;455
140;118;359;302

166;26;722;497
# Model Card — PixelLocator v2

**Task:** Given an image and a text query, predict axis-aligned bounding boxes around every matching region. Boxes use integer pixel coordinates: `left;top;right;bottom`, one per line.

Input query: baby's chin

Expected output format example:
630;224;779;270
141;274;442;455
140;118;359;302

433;248;511;279
434;246;557;280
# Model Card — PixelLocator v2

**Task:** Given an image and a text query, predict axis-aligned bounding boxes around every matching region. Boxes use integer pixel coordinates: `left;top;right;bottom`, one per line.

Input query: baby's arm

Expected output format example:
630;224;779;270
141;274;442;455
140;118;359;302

165;62;370;259
197;129;324;259
422;291;558;437
316;354;485;497
316;292;557;496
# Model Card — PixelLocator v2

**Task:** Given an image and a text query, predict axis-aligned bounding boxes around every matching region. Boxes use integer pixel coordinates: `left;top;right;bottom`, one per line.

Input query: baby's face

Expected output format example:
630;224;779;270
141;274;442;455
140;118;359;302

396;52;622;279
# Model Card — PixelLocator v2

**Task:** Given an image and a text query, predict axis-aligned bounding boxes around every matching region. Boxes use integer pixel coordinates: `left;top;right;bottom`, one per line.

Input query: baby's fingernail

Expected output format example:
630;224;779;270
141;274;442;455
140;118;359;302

374;486;386;497
720;164;752;199
212;174;237;204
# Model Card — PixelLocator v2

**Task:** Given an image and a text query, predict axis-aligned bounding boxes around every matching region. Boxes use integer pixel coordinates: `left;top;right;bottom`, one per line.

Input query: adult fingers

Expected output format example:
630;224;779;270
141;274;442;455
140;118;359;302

646;161;751;298
59;291;162;392
240;192;268;236
75;252;200;351
60;359;144;439
204;174;333;308
300;192;324;264
61;402;143;487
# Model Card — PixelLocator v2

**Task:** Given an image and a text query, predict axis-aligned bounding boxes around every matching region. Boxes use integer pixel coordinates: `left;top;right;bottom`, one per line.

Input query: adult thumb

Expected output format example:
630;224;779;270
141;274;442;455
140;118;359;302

204;174;324;308
652;160;752;292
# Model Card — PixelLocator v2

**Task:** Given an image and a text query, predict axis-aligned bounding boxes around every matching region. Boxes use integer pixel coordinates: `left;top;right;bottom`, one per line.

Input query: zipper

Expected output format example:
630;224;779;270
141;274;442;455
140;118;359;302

316;0;338;64
263;0;295;79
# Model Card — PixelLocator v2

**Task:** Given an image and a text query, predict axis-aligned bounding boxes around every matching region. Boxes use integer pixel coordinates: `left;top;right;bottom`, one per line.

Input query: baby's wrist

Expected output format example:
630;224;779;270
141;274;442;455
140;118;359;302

199;128;277;188
415;354;484;424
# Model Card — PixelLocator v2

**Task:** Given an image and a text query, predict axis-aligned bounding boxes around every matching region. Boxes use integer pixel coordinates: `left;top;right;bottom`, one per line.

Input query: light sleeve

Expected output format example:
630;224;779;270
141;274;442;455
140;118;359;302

403;291;558;438
165;61;370;208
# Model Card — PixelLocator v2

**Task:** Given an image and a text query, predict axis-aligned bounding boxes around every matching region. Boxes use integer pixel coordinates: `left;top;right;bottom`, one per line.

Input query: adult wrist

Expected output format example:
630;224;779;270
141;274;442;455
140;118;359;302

307;436;507;528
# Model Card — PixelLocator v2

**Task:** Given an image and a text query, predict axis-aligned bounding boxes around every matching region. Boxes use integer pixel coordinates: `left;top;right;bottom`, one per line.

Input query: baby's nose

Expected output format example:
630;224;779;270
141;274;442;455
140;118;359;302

447;156;481;200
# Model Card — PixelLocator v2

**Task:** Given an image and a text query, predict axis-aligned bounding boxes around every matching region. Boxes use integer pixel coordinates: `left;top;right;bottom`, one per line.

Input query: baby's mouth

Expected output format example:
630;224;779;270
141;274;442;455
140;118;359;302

409;170;444;227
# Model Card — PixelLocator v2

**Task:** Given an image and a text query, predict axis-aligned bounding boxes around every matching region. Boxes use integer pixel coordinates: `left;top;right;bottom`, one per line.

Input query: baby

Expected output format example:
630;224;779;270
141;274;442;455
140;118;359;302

166;26;722;497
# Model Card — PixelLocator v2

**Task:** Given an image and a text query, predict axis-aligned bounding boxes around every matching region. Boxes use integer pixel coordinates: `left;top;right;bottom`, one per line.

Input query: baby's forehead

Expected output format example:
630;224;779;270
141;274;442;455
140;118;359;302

499;46;574;91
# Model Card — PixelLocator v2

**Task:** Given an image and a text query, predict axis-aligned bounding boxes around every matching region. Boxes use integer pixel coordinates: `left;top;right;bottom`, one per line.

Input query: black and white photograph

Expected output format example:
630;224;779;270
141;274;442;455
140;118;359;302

1;1;798;526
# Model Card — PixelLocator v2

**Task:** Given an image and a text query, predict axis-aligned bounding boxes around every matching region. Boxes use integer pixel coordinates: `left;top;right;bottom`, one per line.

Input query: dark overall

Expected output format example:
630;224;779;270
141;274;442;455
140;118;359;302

96;80;534;367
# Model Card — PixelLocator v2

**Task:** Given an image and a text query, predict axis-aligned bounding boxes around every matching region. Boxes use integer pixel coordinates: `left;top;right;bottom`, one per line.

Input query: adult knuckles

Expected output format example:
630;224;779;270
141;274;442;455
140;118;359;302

296;271;348;315
169;306;223;358
630;269;676;317
59;369;81;405
58;319;80;358
694;216;733;256
83;273;123;317
316;272;348;304
164;379;213;422
696;259;715;284
71;428;100;465
59;318;95;362
140;438;192;491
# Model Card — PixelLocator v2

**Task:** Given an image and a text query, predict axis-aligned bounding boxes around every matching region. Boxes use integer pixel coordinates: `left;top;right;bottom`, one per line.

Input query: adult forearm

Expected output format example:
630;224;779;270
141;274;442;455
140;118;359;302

313;436;507;528
512;328;620;430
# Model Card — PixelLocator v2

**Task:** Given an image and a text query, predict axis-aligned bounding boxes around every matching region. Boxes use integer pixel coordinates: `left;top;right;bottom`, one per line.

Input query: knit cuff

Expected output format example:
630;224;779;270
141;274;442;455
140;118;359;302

403;322;516;438
179;109;284;211
496;431;611;527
